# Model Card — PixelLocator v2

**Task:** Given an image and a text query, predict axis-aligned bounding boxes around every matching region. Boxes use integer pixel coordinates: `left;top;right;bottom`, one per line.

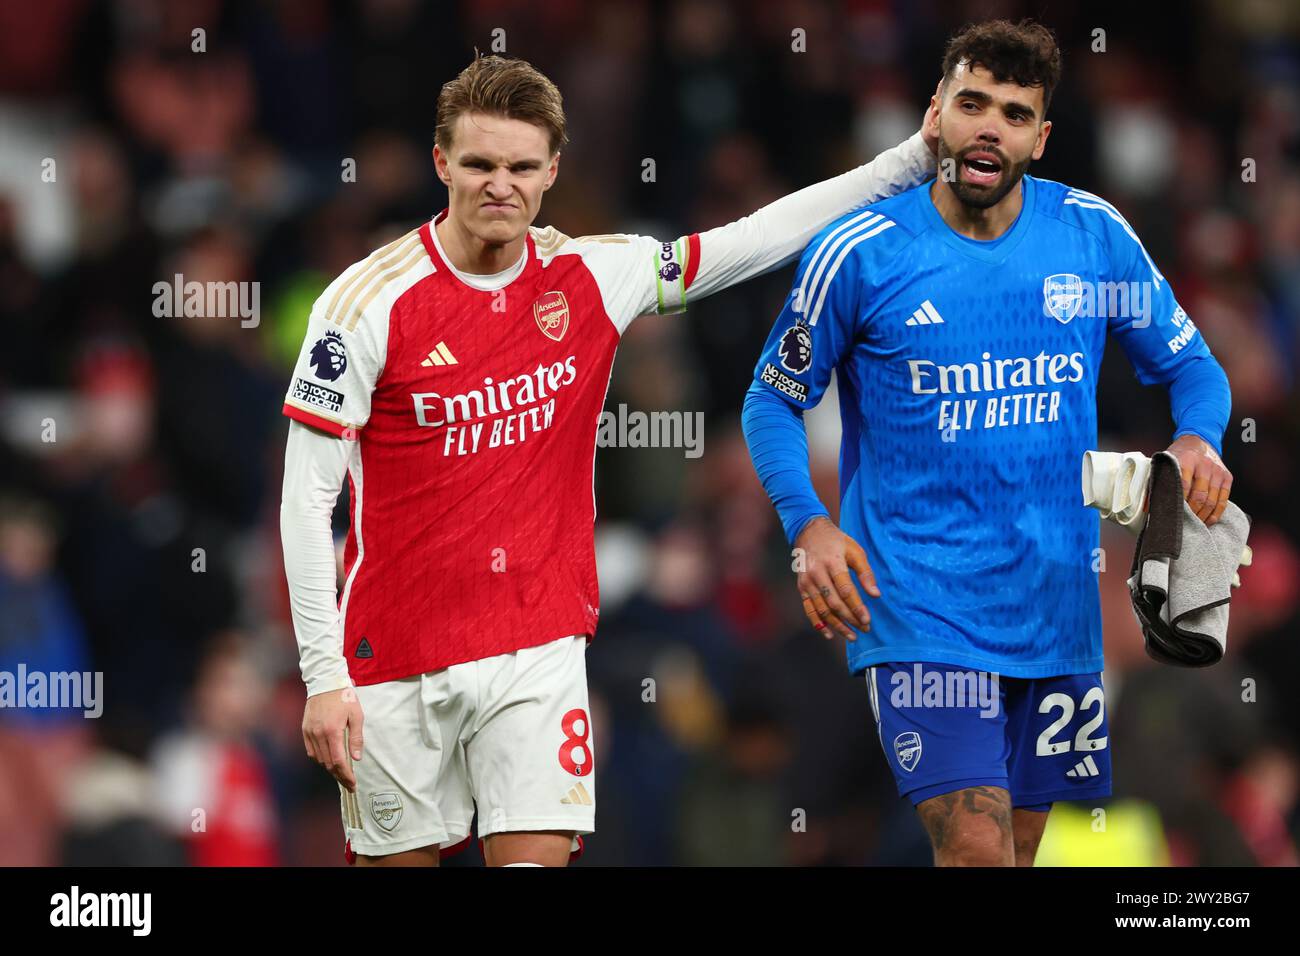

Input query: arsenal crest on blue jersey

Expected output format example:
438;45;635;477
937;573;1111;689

1043;273;1084;324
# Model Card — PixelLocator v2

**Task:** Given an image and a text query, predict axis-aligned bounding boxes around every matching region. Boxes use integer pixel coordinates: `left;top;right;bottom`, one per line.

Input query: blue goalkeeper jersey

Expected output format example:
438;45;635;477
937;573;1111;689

749;174;1214;678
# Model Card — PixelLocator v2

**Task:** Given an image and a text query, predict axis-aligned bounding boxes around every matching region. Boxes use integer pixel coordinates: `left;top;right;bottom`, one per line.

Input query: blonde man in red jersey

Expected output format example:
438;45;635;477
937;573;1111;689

282;54;938;866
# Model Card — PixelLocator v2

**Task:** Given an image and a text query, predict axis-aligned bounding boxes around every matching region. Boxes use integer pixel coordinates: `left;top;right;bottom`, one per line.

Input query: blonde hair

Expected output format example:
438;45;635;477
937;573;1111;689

435;54;568;155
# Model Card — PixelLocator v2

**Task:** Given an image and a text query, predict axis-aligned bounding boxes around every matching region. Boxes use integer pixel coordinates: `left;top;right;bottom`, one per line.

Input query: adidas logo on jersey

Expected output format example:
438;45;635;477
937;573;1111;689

421;342;458;367
1066;754;1102;778
905;299;944;326
560;782;593;806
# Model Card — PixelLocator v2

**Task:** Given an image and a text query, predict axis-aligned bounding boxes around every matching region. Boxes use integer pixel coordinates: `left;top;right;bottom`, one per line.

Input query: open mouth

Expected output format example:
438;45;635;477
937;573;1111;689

961;151;1004;187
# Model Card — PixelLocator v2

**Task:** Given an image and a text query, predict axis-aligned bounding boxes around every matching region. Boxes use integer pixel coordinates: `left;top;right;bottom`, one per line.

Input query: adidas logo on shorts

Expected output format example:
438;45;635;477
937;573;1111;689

1066;754;1102;778
560;782;593;806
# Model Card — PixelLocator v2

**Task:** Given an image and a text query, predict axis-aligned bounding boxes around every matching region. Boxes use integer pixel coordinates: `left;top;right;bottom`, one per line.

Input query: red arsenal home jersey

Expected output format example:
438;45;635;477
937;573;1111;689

283;211;700;684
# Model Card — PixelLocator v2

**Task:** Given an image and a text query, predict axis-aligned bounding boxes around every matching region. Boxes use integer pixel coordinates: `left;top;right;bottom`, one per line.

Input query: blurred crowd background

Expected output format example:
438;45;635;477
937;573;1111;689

0;0;1297;867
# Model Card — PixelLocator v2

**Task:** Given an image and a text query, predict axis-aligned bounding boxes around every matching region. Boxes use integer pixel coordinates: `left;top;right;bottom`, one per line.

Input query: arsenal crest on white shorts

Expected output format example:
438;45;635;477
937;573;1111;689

370;792;403;832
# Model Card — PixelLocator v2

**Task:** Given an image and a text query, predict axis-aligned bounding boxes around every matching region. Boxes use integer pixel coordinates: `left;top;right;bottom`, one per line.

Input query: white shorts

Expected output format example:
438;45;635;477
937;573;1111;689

340;634;595;858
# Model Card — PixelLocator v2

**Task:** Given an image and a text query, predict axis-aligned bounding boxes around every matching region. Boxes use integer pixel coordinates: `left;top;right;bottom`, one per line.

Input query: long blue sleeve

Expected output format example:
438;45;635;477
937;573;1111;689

1167;353;1231;455
741;381;830;546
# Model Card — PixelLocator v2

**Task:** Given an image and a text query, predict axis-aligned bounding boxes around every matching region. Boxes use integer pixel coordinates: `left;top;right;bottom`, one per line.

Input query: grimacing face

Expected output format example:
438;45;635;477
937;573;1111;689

933;61;1051;209
433;112;559;246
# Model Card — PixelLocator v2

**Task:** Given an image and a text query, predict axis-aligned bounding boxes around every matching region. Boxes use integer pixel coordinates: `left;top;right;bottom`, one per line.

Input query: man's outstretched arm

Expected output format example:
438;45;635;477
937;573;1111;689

679;125;935;306
609;106;937;322
586;97;940;329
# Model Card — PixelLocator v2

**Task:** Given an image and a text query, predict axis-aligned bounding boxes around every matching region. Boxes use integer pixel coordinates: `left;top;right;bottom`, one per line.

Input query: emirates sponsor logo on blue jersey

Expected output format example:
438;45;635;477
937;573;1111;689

907;350;1085;395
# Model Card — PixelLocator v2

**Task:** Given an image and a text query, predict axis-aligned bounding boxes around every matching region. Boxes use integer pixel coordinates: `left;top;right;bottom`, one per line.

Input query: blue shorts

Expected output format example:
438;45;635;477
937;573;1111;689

866;661;1112;810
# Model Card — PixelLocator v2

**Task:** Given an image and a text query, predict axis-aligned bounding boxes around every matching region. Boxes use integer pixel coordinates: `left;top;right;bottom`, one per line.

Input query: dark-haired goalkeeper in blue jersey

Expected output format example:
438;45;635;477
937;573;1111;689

742;19;1233;867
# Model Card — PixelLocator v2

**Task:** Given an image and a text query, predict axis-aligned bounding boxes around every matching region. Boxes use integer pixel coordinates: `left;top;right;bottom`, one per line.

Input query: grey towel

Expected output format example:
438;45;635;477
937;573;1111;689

1127;451;1251;667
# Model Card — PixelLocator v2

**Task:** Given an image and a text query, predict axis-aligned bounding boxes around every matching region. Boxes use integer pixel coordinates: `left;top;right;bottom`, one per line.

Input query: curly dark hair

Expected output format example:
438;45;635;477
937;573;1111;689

941;19;1062;116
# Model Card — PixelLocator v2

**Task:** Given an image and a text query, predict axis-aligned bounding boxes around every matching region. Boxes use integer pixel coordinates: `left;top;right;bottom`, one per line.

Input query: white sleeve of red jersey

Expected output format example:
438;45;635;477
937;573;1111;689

590;131;933;332
281;261;393;437
682;131;933;304
280;419;354;697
